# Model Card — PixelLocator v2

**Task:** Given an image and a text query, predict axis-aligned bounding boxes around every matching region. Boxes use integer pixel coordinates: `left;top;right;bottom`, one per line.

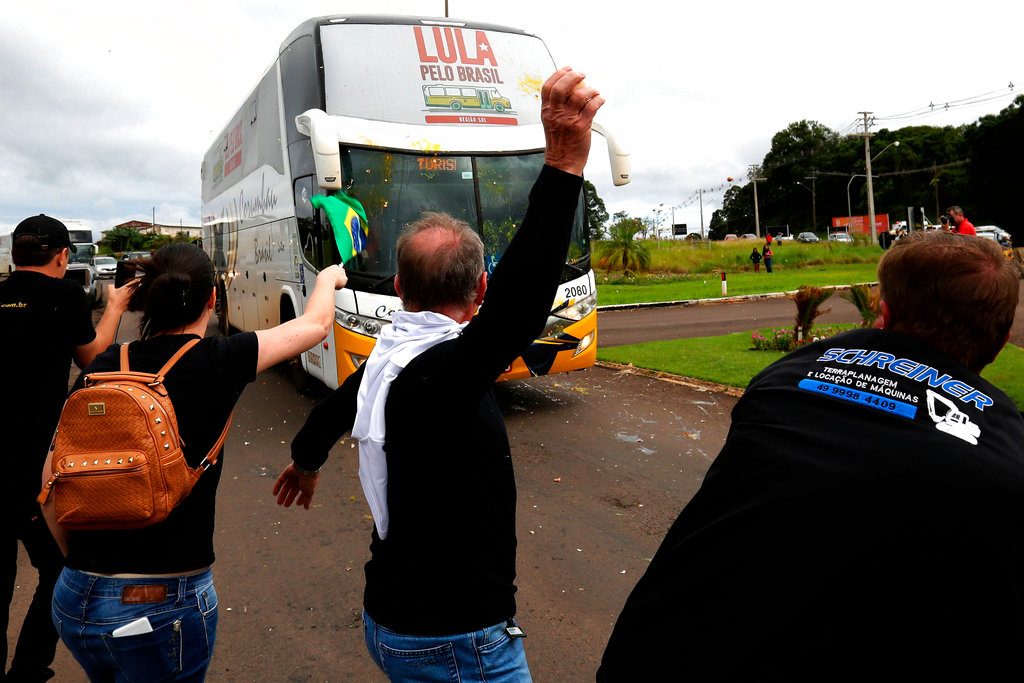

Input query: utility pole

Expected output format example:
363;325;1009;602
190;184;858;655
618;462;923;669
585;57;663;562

698;188;705;238
748;164;764;238
855;112;878;244
804;172;817;232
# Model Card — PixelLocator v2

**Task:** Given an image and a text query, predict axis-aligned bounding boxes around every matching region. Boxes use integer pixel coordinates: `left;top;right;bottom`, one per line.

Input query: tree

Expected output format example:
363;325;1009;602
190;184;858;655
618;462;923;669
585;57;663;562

600;216;651;275
98;226;147;254
583;180;609;240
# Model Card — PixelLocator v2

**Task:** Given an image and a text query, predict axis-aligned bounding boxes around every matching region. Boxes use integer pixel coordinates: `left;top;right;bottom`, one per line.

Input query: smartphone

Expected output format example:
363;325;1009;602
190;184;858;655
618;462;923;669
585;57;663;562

111;616;153;638
114;260;133;288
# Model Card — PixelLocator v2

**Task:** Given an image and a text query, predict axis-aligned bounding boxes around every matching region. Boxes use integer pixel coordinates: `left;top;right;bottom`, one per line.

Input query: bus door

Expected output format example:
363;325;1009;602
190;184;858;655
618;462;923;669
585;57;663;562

294;175;341;384
479;89;492;109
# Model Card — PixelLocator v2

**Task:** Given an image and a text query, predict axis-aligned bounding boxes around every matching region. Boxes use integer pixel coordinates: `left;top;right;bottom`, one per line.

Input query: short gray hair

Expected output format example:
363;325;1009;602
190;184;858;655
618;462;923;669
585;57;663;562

396;212;484;311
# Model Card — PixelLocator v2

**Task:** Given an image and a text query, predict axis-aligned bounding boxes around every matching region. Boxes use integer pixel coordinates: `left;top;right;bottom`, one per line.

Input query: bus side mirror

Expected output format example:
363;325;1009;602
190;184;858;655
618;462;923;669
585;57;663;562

296;109;342;190
591;122;631;187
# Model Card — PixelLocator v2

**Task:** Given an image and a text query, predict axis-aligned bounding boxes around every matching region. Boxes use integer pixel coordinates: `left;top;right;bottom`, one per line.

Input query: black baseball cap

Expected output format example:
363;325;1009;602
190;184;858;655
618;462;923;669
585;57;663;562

12;214;77;253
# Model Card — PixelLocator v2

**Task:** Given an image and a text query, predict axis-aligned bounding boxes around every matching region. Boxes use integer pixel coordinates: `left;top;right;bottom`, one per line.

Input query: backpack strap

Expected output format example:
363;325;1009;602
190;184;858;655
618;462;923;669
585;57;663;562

196;413;234;473
149;337;233;474
93;338;205;395
154;338;203;377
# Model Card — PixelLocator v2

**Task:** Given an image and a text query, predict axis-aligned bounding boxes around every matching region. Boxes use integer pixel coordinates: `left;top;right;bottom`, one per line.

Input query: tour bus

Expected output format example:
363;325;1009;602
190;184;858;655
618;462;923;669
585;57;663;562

201;15;630;391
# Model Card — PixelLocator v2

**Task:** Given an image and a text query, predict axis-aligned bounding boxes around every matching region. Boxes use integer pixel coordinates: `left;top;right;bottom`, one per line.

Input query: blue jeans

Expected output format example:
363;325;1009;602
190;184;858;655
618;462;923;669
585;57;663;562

51;567;218;682
363;610;531;682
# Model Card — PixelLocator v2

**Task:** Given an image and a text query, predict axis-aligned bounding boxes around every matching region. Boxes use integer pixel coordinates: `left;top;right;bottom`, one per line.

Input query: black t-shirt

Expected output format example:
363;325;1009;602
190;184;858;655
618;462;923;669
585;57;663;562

64;332;258;574
291;165;583;635
599;328;1024;681
0;270;95;514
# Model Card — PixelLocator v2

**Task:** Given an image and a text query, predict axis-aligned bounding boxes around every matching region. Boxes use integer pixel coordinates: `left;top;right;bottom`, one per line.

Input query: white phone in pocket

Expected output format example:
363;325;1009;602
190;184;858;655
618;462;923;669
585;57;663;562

111;616;154;638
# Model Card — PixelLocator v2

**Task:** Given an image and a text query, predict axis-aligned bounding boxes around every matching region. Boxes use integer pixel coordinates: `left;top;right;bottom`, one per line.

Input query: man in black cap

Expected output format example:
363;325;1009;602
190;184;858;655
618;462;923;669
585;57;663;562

0;215;130;682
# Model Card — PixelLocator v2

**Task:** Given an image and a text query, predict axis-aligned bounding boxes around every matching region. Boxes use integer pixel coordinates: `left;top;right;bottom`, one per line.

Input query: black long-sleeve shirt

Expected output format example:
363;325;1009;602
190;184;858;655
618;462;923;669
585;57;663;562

599;328;1024;681
292;164;583;635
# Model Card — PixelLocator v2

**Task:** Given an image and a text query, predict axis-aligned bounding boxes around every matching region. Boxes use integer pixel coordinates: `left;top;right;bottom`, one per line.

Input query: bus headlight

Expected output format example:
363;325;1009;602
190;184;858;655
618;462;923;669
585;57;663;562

337;311;389;338
573;332;595;356
553;291;597;322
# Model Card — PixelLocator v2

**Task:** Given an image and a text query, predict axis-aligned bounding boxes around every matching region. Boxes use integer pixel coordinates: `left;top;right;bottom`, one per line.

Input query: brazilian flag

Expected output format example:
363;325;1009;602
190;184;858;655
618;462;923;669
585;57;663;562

310;189;370;265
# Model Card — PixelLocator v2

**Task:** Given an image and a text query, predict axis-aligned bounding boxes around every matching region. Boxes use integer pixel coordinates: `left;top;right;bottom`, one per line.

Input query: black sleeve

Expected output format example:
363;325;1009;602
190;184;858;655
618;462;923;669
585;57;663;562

62;280;96;348
211;332;259;389
445;164;583;388
291;364;364;471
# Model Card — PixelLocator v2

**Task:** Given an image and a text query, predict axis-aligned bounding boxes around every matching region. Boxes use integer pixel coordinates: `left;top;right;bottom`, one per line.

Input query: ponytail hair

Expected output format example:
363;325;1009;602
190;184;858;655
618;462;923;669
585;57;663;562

126;243;215;339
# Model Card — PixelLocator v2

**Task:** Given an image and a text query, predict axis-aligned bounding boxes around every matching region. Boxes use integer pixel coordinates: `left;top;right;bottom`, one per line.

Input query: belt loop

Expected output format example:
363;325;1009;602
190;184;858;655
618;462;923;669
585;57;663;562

177;576;187;606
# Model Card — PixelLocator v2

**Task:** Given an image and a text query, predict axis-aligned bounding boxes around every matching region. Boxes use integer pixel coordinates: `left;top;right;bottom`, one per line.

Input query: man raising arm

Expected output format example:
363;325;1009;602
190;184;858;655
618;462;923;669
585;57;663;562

275;67;602;681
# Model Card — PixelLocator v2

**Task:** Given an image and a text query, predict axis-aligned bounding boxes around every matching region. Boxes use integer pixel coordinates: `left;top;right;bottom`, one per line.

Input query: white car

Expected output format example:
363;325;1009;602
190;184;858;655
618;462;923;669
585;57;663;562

974;225;1012;248
92;255;117;278
828;232;852;243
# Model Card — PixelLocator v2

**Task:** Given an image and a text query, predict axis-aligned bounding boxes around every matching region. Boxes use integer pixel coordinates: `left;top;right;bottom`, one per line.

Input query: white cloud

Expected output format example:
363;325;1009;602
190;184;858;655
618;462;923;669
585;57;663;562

0;0;1017;236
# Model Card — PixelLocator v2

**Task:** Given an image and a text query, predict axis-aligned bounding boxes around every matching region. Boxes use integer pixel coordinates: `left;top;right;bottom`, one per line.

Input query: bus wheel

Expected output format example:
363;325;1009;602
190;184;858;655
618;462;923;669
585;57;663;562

278;298;325;397
494;103;505;113
450;101;462;111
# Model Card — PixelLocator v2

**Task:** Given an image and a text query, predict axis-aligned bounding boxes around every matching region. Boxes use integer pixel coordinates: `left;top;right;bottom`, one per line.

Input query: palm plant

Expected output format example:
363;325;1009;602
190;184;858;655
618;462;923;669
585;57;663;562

839;284;879;327
790;285;834;340
601;221;651;276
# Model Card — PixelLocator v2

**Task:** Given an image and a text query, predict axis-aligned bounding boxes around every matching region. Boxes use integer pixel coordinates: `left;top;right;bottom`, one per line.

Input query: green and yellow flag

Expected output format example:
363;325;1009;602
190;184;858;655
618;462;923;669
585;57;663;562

311;189;370;264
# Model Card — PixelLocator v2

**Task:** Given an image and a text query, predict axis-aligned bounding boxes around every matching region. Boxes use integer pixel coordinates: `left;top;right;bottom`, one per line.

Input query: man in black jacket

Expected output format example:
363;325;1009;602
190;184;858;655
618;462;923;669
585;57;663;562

275;67;602;681
598;231;1024;681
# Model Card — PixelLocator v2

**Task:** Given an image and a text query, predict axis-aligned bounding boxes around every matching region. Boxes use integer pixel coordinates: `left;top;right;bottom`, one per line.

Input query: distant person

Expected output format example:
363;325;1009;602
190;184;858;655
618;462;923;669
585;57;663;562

762;242;774;273
947;205;976;236
749;247;762;273
0;214;130;683
599;231;1024;681
42;243;348;682
274;67;602;681
939;215;950;231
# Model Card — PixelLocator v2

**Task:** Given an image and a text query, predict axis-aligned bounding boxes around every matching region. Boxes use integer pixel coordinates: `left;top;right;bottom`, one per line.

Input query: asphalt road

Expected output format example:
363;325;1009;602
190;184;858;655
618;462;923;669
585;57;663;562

10;282;1024;680
597;282;1024;348
597;294;863;347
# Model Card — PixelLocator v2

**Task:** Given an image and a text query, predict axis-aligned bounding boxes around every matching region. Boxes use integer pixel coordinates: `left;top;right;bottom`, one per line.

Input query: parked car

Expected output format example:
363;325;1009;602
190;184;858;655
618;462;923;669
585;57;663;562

740;233;758;240
828;232;853;243
92;255;117;278
723;234;738;241
121;250;152;261
796;232;819;243
975;225;1012;248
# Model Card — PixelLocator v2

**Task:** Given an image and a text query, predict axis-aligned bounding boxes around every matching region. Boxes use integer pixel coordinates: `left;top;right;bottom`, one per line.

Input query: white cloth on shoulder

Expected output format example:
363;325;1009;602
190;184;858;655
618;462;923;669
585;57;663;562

352;310;467;540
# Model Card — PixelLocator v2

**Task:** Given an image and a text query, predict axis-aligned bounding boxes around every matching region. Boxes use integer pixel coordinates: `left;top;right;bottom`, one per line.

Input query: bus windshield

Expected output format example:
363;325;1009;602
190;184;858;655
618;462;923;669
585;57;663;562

337;148;588;278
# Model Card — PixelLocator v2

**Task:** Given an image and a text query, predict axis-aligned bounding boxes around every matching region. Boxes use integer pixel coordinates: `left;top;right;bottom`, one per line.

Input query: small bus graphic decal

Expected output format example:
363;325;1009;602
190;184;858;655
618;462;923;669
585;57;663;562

422;85;513;113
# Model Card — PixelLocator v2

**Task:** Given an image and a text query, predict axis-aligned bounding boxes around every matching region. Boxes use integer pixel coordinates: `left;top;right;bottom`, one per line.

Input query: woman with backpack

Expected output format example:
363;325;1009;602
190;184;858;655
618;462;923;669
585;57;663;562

41;242;347;682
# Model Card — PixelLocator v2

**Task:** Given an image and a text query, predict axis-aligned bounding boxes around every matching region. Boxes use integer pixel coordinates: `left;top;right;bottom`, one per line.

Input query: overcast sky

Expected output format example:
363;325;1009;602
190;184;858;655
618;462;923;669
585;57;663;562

1;0;1018;238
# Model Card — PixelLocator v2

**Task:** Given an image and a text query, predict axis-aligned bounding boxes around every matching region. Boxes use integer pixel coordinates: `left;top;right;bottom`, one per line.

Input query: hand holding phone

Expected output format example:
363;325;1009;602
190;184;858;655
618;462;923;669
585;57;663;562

114;261;133;289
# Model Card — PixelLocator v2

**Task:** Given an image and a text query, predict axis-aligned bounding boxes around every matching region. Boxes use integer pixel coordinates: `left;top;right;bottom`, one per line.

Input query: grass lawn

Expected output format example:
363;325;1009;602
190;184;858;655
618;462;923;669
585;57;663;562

598;331;1024;410
597;263;879;306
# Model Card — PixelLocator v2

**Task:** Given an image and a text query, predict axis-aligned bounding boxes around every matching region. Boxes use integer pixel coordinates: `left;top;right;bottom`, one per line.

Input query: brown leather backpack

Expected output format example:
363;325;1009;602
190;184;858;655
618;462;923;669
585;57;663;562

38;339;231;530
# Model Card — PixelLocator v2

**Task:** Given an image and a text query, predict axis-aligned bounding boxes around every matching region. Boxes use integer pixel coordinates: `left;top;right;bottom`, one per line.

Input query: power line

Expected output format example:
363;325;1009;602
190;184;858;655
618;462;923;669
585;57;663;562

873;81;1017;124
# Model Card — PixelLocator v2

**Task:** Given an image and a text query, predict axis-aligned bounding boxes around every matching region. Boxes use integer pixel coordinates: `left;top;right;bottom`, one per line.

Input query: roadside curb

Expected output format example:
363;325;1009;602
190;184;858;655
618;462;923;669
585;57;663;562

594;361;745;398
593;281;880;394
596;281;879;312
